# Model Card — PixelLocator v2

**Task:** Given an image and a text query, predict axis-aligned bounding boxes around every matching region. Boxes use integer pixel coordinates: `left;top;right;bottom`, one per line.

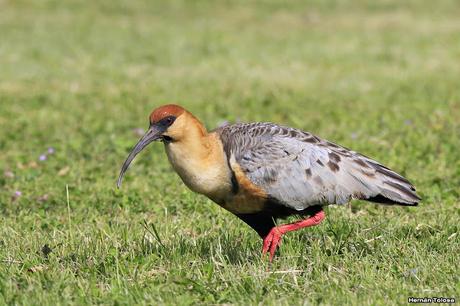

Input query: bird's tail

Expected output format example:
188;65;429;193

340;151;421;206
362;161;420;206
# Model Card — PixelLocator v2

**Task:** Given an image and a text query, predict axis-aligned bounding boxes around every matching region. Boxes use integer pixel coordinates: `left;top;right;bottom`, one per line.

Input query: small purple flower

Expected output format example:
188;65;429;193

133;128;145;137
404;119;413;126
12;190;22;201
217;120;229;128
47;147;55;154
39;154;47;161
4;170;14;178
350;132;358;140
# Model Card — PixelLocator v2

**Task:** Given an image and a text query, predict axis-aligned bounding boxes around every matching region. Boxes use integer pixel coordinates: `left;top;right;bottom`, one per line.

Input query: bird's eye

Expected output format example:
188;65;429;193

161;116;176;127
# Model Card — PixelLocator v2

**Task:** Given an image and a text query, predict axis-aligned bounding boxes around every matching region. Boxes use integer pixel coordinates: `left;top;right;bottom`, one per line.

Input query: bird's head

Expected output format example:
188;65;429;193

117;104;188;188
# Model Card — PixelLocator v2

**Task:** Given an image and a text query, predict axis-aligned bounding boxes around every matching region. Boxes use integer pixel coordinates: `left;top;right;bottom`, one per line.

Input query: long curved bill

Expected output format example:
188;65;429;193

117;126;162;188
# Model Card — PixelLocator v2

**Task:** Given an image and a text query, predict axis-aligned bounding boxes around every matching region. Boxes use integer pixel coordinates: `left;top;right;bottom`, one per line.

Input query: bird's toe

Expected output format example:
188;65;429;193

262;227;283;261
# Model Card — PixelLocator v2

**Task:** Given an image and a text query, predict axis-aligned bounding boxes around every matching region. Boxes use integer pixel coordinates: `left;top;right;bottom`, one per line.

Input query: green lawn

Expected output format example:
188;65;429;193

1;0;459;305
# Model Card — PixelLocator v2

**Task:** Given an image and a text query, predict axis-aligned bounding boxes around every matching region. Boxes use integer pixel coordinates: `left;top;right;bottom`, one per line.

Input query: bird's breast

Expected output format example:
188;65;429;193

164;138;233;203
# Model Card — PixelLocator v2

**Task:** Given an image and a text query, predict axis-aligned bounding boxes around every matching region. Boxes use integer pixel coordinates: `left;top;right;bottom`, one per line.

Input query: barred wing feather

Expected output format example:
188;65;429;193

217;123;420;211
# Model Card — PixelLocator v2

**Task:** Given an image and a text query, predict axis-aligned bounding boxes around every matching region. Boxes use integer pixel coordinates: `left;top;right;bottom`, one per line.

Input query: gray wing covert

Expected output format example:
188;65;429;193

238;135;359;209
217;123;420;211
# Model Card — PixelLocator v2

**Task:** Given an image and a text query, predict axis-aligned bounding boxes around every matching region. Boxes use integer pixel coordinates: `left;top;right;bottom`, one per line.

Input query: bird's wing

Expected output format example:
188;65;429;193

217;123;420;211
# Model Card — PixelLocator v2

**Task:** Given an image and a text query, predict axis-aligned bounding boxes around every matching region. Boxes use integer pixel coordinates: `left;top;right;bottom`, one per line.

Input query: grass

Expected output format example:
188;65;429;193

1;0;459;304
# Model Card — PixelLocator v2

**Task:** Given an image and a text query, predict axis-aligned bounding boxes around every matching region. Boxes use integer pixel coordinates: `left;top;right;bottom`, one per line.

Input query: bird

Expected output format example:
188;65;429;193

117;104;421;261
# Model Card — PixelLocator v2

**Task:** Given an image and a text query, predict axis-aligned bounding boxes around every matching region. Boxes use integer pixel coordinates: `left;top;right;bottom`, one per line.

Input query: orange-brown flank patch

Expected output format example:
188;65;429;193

223;159;267;214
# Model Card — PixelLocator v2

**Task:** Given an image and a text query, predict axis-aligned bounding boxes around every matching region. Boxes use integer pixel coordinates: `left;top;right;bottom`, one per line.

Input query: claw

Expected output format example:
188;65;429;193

262;227;284;262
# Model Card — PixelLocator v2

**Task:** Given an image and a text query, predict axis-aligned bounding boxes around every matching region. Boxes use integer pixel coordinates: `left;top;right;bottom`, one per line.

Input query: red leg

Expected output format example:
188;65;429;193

262;209;325;261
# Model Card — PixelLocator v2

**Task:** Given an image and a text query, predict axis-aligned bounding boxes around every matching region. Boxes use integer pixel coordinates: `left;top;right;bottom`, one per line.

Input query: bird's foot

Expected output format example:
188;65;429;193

262;227;285;262
261;209;326;262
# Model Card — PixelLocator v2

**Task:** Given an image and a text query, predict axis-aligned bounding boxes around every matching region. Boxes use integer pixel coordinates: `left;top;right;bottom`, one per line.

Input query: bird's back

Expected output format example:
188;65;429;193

215;122;420;215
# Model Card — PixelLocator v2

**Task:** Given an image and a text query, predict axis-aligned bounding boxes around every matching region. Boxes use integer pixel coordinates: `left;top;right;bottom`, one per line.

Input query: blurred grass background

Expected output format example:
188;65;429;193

0;0;459;305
